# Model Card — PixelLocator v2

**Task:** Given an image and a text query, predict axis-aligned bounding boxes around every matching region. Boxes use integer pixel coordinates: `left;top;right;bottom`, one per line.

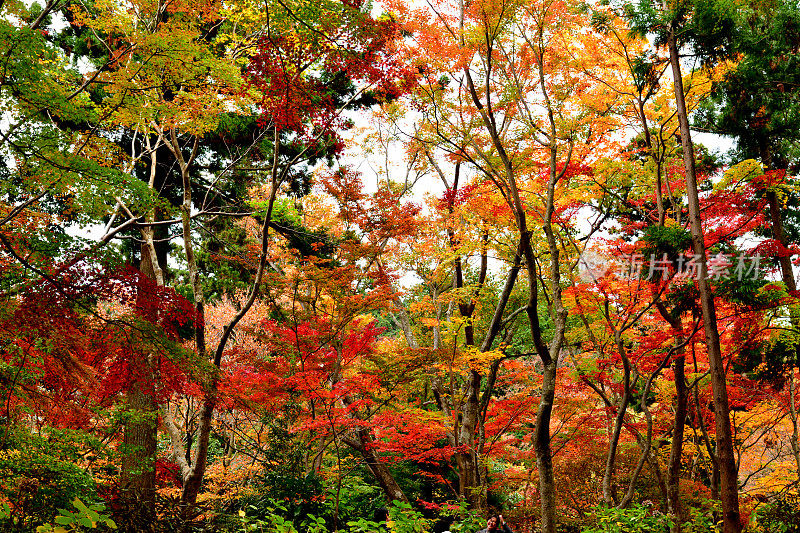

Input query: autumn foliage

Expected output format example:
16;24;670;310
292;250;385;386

1;0;800;532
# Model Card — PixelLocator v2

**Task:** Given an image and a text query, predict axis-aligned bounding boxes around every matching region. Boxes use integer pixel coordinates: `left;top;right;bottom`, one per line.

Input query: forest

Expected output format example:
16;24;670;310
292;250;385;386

1;0;800;532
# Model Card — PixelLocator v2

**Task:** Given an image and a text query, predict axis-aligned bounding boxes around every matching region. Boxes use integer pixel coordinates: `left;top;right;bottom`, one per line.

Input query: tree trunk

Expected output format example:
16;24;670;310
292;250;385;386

119;243;159;531
458;2;568;523
442;166;489;509
765;178;800;481
353;428;408;503
164;131;214;510
603;336;632;505
667;352;688;533
536;358;558;533
456;370;483;508
789;373;800;480
765;191;797;296
175;128;279;507
120;383;157;530
667;26;741;533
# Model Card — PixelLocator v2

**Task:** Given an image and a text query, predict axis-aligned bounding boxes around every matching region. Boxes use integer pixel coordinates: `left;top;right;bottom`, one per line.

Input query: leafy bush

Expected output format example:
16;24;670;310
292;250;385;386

237;501;301;533
583;504;674;533
386;500;431;533
0;449;97;531
231;498;482;533
36;498;116;532
234;499;427;533
439;500;484;533
754;494;800;533
680;500;717;533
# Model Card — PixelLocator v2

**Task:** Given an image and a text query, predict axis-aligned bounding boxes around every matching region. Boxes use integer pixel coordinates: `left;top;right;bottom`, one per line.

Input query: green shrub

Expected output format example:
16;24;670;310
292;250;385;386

0;449;97;530
439;500;484;533
36;498;116;532
583;504;674;533
754;495;800;533
386;501;430;533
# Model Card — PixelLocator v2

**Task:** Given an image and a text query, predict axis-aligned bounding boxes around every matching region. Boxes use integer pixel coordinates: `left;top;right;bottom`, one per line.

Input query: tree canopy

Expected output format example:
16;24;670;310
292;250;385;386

1;0;799;532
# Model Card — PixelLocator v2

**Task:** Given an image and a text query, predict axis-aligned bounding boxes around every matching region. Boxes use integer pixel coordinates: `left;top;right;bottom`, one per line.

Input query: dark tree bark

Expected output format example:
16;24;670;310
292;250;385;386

667;26;741;533
763;146;800;481
667;350;688;532
348;428;409;503
119;242;159;531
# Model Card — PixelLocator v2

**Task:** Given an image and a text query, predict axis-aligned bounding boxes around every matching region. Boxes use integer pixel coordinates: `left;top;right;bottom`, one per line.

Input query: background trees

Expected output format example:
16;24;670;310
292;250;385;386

1;0;799;531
